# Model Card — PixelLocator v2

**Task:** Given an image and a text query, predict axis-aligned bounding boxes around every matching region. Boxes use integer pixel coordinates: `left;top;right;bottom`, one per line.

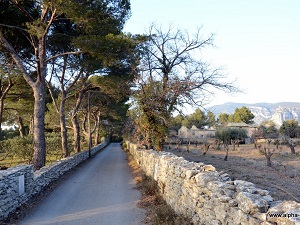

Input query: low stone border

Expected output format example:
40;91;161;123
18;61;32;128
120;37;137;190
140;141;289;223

0;140;109;221
125;141;300;225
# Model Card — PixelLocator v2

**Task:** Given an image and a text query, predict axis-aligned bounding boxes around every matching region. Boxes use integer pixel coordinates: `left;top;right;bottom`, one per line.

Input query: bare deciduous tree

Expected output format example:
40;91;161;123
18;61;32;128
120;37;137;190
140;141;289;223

263;146;275;167
285;138;298;155
202;142;210;156
134;24;238;150
224;143;229;161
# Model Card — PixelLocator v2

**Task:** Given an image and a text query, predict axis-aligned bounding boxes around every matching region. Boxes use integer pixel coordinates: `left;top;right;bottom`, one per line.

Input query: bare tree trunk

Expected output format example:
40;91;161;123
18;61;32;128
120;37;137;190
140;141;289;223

266;156;272;167
274;139;280;149
231;140;240;151
94;111;101;145
0;98;4;133
146;132;152;150
18;116;25;138
231;140;236;151
94;126;99;146
71;89;85;153
215;139;221;150
32;83;46;170
253;139;257;149
186;141;190;152
287;140;297;155
202;142;210;156
1;26;48;170
46;80;65;156
72;115;81;153
289;145;296;155
87;91;92;157
257;144;262;153
264;147;274;167
224;143;229;161
59;96;69;158
267;139;272;146
29;115;34;135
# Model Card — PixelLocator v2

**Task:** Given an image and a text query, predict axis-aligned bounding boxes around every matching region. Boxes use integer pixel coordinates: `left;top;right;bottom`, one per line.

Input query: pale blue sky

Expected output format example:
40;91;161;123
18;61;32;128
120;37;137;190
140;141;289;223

124;0;300;106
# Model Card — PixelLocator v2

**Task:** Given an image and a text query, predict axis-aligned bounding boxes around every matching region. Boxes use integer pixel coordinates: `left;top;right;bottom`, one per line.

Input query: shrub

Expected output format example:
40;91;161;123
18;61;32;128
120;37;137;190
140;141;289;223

0;132;77;167
0;135;33;166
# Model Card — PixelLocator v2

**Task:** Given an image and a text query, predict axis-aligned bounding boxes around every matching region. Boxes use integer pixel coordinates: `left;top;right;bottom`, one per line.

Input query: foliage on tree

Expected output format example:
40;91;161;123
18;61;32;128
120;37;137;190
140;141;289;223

84;70;133;144
0;60;15;132
218;113;229;125
0;0;131;169
216;127;248;144
278;120;300;154
4;73;58;137
169;109;216;133
217;107;254;126
182;109;207;129
228;106;254;124
207;111;216;128
258;120;278;139
169;114;185;131
279;120;300;138
4;75;34;137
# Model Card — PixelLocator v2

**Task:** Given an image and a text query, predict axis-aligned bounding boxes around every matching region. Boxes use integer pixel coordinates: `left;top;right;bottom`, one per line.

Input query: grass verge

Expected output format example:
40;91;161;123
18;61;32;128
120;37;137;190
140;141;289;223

126;149;194;225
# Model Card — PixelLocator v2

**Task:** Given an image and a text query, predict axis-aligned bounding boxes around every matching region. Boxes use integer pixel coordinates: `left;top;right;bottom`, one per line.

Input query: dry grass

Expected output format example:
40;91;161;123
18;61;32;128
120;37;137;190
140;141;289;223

126;149;193;225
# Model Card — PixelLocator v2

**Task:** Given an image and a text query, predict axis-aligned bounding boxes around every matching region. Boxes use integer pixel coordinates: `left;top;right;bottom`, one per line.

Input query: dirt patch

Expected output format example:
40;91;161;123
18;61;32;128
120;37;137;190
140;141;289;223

165;143;300;202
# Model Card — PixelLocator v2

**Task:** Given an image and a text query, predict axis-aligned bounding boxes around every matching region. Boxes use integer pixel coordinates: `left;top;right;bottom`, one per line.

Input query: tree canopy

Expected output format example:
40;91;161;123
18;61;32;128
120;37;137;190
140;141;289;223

228;106;254;124
279;120;300;138
130;25;238;150
0;0;133;169
217;106;254;125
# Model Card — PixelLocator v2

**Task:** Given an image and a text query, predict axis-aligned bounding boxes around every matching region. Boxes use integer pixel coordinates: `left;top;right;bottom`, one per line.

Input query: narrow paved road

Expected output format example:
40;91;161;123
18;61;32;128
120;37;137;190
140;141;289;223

18;143;145;225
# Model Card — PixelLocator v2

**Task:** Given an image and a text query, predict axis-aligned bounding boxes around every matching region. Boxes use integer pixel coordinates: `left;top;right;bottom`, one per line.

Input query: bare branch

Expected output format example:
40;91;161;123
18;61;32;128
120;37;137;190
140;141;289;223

0;33;35;86
45;51;83;63
0;23;28;32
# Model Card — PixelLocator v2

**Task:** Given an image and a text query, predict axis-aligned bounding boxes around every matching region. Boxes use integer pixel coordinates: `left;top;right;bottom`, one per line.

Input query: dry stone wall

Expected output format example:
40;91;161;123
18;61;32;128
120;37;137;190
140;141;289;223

0;140;108;221
125;141;300;225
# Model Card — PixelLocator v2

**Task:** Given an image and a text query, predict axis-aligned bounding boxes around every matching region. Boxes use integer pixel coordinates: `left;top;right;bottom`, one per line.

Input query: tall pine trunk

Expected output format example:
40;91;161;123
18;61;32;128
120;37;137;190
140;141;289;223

32;82;46;170
60;94;69;158
0;98;4;133
94;111;101;145
72;114;81;153
71;90;85;153
18;116;25;138
1;34;47;170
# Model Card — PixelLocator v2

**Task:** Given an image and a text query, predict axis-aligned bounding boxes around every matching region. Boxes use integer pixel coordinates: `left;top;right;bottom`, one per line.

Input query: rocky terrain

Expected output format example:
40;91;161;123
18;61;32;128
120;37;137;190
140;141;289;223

210;102;300;127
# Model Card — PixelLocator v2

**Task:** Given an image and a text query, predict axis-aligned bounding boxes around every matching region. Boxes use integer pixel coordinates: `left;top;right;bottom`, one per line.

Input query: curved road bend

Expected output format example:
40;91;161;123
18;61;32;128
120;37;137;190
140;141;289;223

18;143;145;225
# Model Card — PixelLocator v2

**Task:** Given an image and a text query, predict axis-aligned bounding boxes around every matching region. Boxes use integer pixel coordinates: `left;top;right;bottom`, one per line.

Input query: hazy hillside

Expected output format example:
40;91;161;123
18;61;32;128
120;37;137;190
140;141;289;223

209;102;300;127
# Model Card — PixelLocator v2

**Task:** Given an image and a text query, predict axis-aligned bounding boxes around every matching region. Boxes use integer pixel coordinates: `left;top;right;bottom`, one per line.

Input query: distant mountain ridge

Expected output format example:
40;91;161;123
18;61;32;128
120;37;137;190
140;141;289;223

209;102;300;127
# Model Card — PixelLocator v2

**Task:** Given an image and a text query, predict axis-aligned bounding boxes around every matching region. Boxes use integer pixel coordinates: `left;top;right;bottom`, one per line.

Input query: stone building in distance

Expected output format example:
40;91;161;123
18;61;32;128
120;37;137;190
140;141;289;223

178;125;215;139
178;122;257;143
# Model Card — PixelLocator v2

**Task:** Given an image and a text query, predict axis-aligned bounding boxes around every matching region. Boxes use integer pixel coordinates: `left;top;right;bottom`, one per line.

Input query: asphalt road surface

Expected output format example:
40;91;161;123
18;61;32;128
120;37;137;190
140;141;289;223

18;143;145;225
